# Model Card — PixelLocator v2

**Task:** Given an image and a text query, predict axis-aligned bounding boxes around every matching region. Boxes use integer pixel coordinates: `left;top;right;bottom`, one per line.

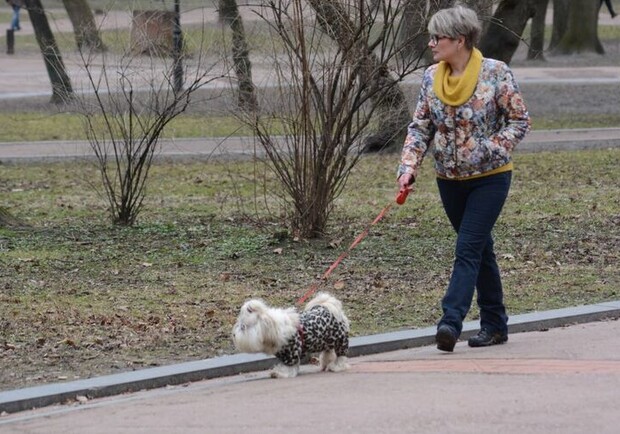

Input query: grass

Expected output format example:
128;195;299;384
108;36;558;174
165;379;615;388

0;112;256;142
1;149;619;390
0;111;618;143
531;114;620;130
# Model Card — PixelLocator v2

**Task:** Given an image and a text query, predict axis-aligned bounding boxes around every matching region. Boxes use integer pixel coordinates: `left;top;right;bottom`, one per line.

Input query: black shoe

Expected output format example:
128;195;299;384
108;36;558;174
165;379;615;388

436;325;457;352
468;329;508;347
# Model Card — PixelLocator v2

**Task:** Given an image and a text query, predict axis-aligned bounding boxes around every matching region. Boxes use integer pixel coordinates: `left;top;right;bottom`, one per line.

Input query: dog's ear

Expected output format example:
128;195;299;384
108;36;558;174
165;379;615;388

244;299;267;316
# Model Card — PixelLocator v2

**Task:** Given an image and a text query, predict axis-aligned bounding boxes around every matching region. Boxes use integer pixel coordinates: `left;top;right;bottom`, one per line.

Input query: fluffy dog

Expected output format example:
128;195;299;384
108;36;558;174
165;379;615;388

232;292;350;378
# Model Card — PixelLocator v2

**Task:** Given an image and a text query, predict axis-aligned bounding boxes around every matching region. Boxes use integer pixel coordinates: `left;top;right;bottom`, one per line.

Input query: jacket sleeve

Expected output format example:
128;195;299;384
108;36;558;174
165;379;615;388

398;71;436;180
489;64;531;153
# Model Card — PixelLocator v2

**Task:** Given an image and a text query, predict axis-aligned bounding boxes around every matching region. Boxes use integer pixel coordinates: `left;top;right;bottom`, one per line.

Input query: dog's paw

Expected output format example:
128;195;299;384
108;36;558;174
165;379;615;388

271;364;299;378
326;356;350;373
319;350;337;371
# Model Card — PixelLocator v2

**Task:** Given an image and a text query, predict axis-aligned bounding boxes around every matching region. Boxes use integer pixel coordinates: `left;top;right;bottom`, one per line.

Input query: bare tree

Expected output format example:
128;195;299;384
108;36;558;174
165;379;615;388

62;0;106;52
24;0;74;103
554;0;604;54
238;0;422;238
219;0;258;111
76;36;221;225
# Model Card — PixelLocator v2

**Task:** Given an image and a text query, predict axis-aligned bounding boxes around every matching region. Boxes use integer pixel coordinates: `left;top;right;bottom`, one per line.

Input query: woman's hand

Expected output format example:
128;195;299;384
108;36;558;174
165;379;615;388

398;173;414;191
396;174;414;204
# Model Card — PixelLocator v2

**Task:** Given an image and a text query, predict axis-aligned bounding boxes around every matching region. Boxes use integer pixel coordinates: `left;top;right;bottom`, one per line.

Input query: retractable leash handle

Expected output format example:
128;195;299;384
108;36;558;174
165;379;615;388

396;188;410;205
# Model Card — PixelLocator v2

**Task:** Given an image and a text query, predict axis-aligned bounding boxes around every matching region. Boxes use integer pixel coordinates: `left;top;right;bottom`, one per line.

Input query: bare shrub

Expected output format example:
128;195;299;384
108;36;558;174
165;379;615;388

235;0;424;238
75;15;223;226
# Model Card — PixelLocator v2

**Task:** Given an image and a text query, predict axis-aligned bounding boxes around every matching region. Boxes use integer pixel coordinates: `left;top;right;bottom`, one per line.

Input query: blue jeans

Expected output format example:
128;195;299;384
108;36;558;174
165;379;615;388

11;5;21;30
436;171;511;337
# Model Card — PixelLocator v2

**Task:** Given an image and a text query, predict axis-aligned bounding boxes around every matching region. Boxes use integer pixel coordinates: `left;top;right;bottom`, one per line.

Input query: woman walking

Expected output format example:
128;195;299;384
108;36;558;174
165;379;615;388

397;5;531;352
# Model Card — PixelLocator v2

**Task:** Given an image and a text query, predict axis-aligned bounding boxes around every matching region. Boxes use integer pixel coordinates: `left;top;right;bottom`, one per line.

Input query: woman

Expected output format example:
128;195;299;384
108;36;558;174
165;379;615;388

6;0;24;31
397;6;530;352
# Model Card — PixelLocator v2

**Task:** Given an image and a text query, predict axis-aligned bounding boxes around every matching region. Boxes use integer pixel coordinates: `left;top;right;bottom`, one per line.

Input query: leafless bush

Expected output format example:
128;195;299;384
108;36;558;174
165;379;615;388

75;18;223;226
235;0;424;238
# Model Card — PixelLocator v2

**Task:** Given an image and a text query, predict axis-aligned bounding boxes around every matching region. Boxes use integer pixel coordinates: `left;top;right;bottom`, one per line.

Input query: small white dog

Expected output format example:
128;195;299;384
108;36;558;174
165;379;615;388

232;292;350;378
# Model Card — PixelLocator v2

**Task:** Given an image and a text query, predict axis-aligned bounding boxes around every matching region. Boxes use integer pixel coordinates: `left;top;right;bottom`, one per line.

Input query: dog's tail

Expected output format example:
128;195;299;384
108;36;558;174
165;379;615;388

305;292;349;331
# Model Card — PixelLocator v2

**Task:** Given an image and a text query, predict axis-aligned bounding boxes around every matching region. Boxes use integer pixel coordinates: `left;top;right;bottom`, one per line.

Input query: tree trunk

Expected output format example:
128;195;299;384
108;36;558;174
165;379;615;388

460;0;493;32
478;0;537;64
218;0;236;23
220;0;257;111
397;0;453;66
549;0;569;50
554;0;603;54
25;0;74;104
62;0;106;52
527;0;549;60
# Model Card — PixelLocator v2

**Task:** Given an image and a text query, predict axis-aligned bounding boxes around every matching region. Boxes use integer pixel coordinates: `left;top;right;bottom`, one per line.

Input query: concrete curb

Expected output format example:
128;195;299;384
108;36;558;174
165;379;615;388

1;300;619;414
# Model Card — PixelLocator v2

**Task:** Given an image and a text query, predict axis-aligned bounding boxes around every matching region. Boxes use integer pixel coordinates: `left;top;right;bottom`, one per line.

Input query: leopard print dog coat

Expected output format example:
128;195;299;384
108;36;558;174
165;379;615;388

275;305;349;366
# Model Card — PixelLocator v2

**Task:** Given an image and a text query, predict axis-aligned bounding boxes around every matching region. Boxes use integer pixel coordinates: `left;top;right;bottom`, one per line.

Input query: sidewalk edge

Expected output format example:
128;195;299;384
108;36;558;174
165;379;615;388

1;301;619;414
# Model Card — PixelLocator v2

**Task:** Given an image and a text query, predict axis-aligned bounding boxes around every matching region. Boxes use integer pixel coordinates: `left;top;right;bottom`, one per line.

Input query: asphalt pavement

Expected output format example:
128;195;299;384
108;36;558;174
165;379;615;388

1;305;620;434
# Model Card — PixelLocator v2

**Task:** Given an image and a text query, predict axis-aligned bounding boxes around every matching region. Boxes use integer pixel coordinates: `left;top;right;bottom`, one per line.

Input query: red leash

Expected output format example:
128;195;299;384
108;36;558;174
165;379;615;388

296;188;410;305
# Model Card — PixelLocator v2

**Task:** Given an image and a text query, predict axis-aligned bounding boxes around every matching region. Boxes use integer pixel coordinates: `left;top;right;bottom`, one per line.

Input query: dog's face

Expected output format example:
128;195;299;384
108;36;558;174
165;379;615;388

234;299;266;331
232;299;299;355
232;299;274;354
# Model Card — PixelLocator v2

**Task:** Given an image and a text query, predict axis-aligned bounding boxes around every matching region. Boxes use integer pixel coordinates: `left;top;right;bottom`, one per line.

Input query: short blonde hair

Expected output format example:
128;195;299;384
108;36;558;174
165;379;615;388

428;5;482;49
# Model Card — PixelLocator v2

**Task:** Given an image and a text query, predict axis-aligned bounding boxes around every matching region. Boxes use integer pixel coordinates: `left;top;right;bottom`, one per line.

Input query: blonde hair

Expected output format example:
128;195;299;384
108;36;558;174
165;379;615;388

428;5;482;50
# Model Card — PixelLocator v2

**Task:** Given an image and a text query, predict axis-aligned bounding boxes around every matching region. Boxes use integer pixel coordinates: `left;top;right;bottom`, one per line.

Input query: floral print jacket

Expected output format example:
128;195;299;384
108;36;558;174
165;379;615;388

398;58;531;180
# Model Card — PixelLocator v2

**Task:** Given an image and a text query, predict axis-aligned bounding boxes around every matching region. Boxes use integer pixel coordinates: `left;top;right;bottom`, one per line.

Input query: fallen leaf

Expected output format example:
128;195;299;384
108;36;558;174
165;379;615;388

273;248;283;255
57;338;77;348
219;273;231;282
329;238;343;249
333;281;345;290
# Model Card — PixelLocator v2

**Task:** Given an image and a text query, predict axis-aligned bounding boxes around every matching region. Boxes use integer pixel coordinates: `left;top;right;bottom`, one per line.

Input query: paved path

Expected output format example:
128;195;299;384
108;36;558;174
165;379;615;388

1;318;620;433
1;127;619;163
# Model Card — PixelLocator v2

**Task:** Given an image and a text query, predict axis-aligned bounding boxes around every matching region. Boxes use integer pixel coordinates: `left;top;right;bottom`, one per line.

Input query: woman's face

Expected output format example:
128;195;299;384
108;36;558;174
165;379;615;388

428;34;461;64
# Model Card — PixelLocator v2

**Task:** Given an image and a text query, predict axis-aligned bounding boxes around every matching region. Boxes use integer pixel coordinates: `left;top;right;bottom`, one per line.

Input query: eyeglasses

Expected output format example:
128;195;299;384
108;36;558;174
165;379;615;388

429;34;453;45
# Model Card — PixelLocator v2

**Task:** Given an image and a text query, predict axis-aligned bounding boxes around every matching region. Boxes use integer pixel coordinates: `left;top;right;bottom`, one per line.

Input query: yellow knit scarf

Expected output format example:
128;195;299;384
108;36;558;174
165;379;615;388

433;48;483;106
